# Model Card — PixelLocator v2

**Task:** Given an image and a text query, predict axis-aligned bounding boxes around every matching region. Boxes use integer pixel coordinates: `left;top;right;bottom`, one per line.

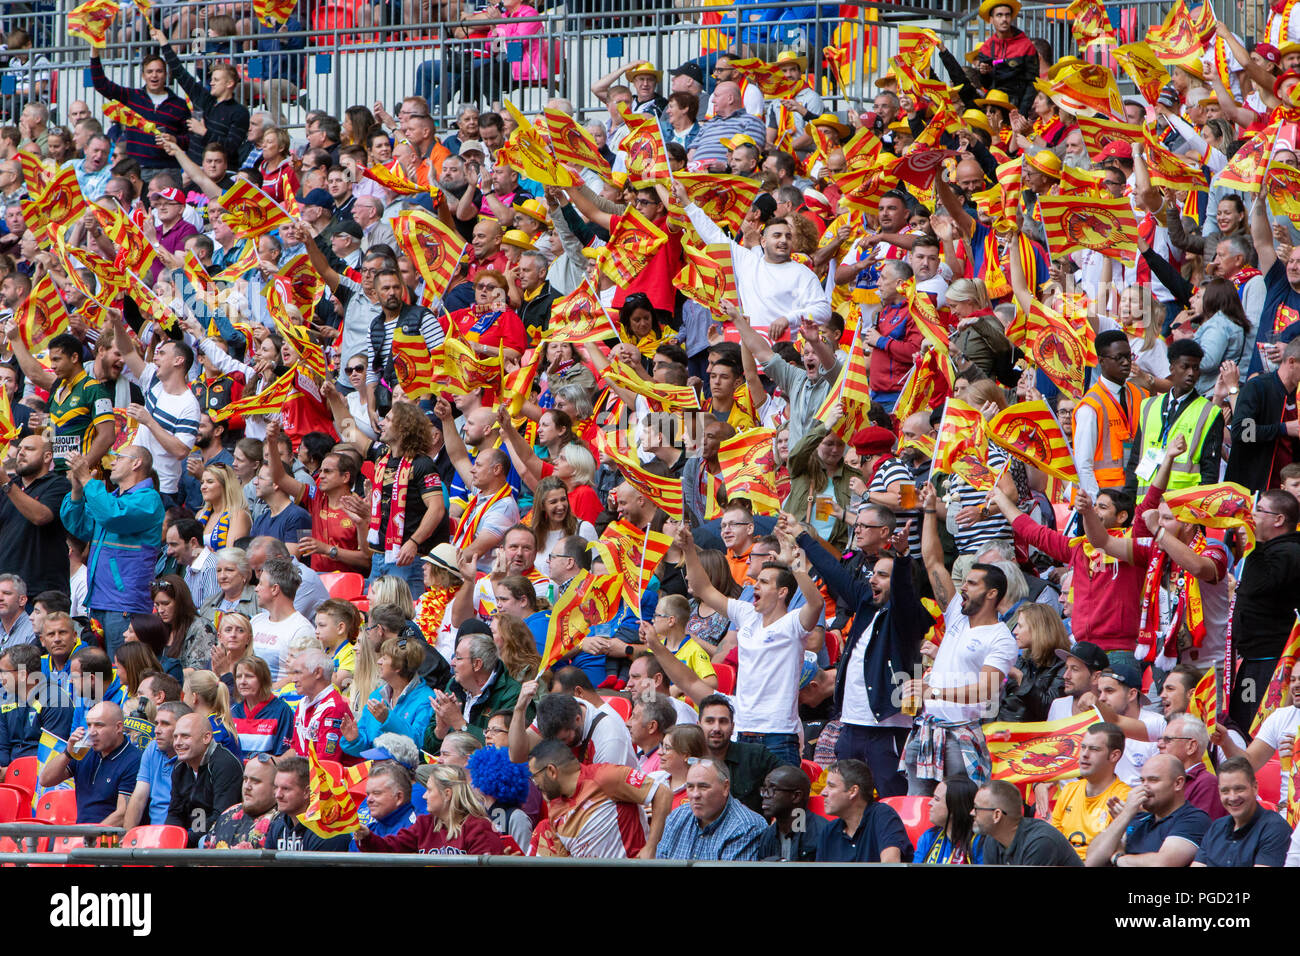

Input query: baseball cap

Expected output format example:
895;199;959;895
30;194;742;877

359;744;410;765
149;186;185;205
1099;663;1150;703
1054;641;1110;672
335;220;363;239
1097;140;1133;161
1157;83;1182;108
300;188;334;210
670;62;704;86
458;139;487;156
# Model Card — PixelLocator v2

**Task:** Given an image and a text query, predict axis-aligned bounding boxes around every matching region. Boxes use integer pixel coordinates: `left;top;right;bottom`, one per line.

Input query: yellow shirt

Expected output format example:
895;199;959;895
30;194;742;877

331;640;356;676
670;638;717;682
1050;776;1130;861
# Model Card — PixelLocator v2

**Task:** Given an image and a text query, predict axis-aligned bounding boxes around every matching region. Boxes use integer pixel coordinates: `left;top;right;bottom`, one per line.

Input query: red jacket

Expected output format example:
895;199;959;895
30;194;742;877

867;302;924;394
292;686;363;767
357;813;510;855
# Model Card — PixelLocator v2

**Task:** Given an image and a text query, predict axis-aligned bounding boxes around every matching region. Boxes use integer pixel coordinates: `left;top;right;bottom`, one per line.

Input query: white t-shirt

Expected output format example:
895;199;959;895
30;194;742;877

1048;694;1082;722
470;495;522;573
841;613;911;729
533;523;597;577
250;610;316;683
669;697;699;725
726;598;808;735
925;595;1017;724
1258;706;1300;804
134;365;201;494
1116;710;1166;786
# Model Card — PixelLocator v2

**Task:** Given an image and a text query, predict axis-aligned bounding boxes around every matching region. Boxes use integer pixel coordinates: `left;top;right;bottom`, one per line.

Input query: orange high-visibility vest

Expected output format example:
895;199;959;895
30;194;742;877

1073;380;1147;489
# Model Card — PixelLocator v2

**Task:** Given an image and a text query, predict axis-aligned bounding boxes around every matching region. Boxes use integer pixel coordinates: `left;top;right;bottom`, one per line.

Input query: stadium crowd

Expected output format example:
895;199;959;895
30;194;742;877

3;0;1300;865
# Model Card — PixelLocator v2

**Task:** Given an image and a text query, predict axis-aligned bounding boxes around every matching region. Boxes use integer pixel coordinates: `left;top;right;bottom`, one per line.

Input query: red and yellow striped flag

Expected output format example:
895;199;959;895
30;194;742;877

391;326;438;399
1141;134;1208;192
539;569;624;672
1188;666;1218;736
1075;114;1145;162
1251;616;1300;735
1024;300;1090;399
273;314;329;380
600;208;668;288
269;253;325;315
1110;42;1171;107
897;25;941;70
823;44;852;90
500;102;577;188
103;100;158;135
893;346;953;425
362;161;423;196
16;150;49;194
211;241;259;283
0;383;20;443
210;364;300;421
253;0;295;28
1039;63;1124;119
94;201;156;275
391;207;468;306
16;273;69;354
617;104;672;188
902;277;951;358
1217;118;1280;194
1267;164;1300;228
716;428;781;514
597;520;674;611
813;342;872;441
602;359;701;414
303;740;361;838
547;280;619;344
1068;0;1117;48
986;709;1103;788
934;398;988;476
1039;194;1140;260
672;172;761;233
987;400;1079;484
436;337;501;396
674;242;739;315
728;57;805;100
30;165;87;234
543;108;611;176
68;0;119;48
599;430;685;518
1144;0;1204;70
218;178;291;238
505;345;546;415
1163;481;1257;551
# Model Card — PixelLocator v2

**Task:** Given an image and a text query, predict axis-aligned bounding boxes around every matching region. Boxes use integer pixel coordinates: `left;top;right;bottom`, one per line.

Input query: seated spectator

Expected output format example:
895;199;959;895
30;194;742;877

356;764;510;855
757;764;829;862
657;758;767;860
37;701;141;825
815;759;913;863
975;780;1083;866
426;632;522;751
1050;722;1131;861
166;711;244;847
204;753;282;849
466;745;535;851
124;700;191;829
349;760;420;852
230;656;295;757
340;636;435;756
0;644;43;771
1087;754;1210;867
914;776;986;864
1193;758;1291;867
265;755;354;851
289;649;362;767
625;693;676;772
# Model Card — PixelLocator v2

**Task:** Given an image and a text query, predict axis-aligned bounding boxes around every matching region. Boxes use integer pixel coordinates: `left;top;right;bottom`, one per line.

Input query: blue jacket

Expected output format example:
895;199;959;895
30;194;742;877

61;479;165;614
339;682;436;756
0;699;43;766
349;800;420;852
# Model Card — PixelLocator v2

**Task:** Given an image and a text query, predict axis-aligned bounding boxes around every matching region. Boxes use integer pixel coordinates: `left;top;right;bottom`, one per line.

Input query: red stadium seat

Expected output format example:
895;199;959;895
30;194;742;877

31;835;86;867
122;825;190;849
0;784;31;818
4;756;39;795
806;794;832;819
1258;758;1282;806
712;662;736;695
321;572;366;601
34;790;77;825
602;696;632;721
880;795;931;850
824;630;842;666
800;760;823;785
0;787;19;823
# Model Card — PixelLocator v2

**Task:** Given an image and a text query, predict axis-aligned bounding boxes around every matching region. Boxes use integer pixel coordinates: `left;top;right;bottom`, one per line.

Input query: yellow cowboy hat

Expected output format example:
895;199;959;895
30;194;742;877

978;0;1021;20
513;197;551;227
773;50;808;72
1046;55;1082;80
974;88;1014;111
581;245;606;259
502;229;536;251
721;133;758;151
809;113;852;138
887;120;912;134
626;61;661;81
1025;149;1063;178
874;73;899;89
962;108;993;136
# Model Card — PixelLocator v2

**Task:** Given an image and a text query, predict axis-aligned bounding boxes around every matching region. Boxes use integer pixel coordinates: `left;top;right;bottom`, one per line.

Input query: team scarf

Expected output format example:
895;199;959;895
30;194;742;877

415;585;456;639
1136;534;1209;666
1068;528;1127;575
368;453;415;558
453;483;513;550
1230;266;1262;294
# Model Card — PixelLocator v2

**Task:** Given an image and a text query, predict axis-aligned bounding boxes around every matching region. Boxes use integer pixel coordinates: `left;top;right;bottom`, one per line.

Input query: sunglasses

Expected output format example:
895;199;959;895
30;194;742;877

345;364;366;374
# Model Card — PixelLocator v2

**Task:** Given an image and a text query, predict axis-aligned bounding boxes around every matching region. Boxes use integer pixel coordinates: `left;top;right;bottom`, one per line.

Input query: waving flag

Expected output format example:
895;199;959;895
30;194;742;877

600;208;668;288
617;104;672;188
1217;118;1280;194
390;326;438;399
1076;114;1145;161
673;172;761;233
211;364;300;421
729;57;805;100
505;346;546;416
211;241;260;282
716;428;781;513
894;347;954;425
219;178;290;238
500;102;577;188
1039;63;1124;119
933;399;989;477
392;207;468;306
823;44;852;91
32;165;86;233
813;340;873;441
253;0;295;28
68;0;119;47
95;202;156;275
1110;42;1171;107
598;520;674;610
603;359;701;414
1069;0;1117;47
0;386;20;443
1022;301;1090;399
103;100;158;135
892;148;959;190
436;337;501;395
1251;617;1300;736
986;709;1103;788
16;273;70;354
1188;667;1218;737
543;108;612;175
540;570;624;672
16;150;49;194
1142;134;1209;192
37;730;72;779
897;25;941;69
1266;164;1300;227
1163;481;1257;551
274;315;330;380
902;277;951;358
987;401;1079;484
599;430;685;518
674;242;739;314
1145;0;1204;69
363;161;423;196
547;280;619;344
1039;194;1140;260
303;740;361;837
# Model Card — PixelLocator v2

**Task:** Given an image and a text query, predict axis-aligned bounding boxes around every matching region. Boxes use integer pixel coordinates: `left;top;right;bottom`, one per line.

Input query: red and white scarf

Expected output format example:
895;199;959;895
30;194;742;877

368;453;414;561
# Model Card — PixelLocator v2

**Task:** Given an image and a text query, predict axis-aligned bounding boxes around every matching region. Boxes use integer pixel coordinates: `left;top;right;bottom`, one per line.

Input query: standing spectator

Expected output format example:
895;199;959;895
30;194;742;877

249;558;316;683
60;448;164;660
89;49;189;181
154;29;249;167
0;435;70;600
69;133;112;200
656;758;766;860
1225;337;1300;493
165;519;220;611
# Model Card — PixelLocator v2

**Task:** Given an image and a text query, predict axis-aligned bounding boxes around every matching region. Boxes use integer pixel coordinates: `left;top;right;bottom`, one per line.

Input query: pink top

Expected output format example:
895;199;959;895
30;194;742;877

494;5;550;82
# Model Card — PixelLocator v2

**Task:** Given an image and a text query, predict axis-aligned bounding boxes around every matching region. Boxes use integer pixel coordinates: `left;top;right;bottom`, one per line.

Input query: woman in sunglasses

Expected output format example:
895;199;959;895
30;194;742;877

446;268;528;363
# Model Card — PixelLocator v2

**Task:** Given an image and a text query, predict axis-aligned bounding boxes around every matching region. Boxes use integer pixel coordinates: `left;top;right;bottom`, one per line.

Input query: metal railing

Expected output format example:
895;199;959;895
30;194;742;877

0;0;966;132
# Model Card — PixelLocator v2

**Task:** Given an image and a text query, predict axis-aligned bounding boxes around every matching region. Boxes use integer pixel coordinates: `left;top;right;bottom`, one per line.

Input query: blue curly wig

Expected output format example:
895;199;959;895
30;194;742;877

467;745;531;804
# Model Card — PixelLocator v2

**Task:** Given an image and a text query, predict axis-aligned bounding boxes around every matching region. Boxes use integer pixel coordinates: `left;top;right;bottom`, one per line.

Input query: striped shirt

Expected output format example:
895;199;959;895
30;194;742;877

90;57;189;169
656;797;767;860
49;369;113;471
944;447;1015;555
869;456;922;557
688;110;769;167
136;365;201;494
366;306;446;387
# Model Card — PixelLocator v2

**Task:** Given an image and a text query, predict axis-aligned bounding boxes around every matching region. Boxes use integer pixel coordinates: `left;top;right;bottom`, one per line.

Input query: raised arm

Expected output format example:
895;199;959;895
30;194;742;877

433;396;475;487
110;309;149;380
157;135;223;201
641;623;716;704
494;404;545;490
935;175;975;239
677;526;732;617
563;182;615;233
263;421;306;501
3;320;55;390
919;482;954;608
1252;187;1279;275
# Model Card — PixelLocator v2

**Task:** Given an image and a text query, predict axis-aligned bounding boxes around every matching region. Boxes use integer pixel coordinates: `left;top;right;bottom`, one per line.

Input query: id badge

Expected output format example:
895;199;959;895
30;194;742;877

1135;447;1163;483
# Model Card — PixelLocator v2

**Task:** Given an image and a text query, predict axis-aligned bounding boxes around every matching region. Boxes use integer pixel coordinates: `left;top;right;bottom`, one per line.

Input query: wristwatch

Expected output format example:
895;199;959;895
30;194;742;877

329;546;339;559
1228;386;1239;395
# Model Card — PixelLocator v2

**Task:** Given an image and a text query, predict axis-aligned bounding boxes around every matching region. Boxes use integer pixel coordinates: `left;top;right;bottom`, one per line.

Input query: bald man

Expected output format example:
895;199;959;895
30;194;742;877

0;432;72;597
452;444;520;572
39;701;141;825
1086;753;1210;867
690;80;768;170
953;159;986;197
166;712;244;846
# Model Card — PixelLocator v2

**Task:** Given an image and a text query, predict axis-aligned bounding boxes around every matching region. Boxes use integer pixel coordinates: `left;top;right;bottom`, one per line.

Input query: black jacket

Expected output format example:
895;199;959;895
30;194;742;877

166;741;244;847
1226;371;1298;493
159;44;250;166
517;281;556;340
1232;531;1300;659
799;535;925;725
997;655;1064;723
